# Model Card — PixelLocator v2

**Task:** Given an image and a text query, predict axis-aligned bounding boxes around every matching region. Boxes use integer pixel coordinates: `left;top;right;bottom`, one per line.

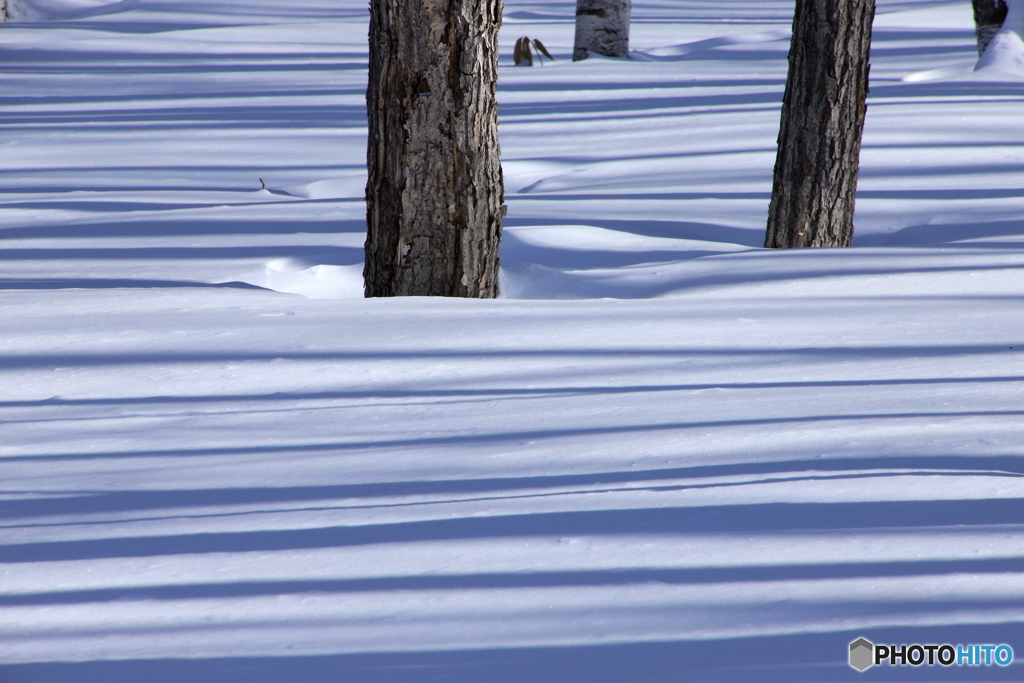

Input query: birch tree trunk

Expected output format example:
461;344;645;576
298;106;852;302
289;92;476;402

765;0;875;249
573;0;631;60
364;0;505;298
973;0;1009;55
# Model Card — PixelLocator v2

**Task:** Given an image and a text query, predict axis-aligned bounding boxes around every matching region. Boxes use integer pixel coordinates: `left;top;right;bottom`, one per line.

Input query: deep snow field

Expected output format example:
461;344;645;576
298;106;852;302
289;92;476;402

1;0;1023;681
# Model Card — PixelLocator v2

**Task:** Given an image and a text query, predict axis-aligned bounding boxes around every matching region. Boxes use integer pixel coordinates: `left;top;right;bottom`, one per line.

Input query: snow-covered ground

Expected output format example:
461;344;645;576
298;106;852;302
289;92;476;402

1;0;1023;681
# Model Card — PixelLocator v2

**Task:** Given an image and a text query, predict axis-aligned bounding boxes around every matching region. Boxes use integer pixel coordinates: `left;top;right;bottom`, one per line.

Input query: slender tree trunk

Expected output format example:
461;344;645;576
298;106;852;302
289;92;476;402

973;0;1009;55
765;0;875;249
573;0;631;61
364;0;505;298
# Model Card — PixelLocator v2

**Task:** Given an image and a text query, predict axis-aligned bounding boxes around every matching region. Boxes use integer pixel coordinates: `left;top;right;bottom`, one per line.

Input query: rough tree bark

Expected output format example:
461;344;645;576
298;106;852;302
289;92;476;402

573;0;631;61
364;0;505;298
765;0;875;249
973;0;1009;55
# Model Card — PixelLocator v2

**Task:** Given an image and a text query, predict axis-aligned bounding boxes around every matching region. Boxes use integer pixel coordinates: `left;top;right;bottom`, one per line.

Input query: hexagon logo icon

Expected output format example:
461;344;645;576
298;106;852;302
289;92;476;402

849;637;874;671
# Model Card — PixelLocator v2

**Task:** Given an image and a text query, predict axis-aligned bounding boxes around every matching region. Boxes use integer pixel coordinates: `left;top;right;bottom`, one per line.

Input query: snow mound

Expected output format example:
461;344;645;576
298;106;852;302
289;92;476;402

902;63;975;83
974;0;1024;79
284;178;367;200
234;258;364;299
975;30;1024;78
631;30;789;61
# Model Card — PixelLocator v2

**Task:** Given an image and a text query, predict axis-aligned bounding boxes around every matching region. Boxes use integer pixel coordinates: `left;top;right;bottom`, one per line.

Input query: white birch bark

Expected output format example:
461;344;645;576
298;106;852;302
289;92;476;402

572;0;631;61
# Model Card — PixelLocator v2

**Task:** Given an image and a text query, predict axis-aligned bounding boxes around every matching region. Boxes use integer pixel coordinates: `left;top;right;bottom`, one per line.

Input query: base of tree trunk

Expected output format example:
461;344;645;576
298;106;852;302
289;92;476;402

764;0;875;249
973;0;1009;55
364;0;505;298
573;0;631;61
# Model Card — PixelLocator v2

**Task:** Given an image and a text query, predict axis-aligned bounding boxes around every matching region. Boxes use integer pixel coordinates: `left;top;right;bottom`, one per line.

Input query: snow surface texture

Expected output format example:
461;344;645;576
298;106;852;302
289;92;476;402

1;1;1023;681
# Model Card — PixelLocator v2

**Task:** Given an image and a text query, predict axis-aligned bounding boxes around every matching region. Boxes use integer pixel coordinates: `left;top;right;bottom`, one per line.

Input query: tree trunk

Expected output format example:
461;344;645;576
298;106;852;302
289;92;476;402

364;0;505;298
973;0;1009;55
765;0;875;249
573;0;631;61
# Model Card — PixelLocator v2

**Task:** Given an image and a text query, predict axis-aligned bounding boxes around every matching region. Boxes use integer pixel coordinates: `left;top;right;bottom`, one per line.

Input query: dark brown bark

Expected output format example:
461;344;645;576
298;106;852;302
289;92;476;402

973;0;1008;56
364;0;505;298
765;0;875;249
573;0;631;61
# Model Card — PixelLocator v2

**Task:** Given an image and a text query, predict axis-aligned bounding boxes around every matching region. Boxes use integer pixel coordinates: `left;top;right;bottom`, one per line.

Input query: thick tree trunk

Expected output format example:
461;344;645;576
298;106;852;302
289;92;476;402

364;0;504;298
573;0;631;61
765;0;875;249
973;0;1009;55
